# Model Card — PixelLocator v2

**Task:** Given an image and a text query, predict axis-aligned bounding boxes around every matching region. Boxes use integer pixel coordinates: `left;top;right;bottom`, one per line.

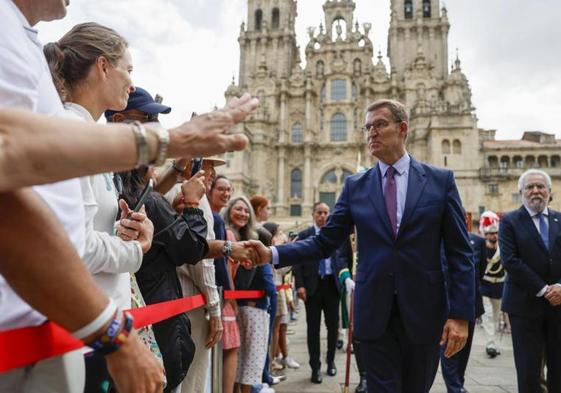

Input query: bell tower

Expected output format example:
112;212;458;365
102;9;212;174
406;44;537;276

238;0;299;87
388;0;450;82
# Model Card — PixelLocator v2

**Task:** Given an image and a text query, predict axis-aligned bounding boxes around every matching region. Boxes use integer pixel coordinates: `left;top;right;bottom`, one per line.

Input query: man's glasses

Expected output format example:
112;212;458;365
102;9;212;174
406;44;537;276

361;120;401;133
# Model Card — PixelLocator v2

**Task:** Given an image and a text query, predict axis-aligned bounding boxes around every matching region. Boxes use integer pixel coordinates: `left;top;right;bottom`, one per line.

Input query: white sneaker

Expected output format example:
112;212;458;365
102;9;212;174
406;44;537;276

283;357;300;369
258;385;275;393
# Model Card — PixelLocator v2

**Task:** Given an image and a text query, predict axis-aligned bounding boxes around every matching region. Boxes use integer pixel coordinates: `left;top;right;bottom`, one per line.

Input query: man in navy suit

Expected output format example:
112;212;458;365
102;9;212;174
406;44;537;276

500;169;561;393
249;99;474;392
292;201;354;383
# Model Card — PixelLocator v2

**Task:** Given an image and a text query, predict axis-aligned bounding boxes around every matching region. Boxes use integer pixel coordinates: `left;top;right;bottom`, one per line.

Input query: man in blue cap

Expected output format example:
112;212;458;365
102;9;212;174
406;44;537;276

105;87;171;123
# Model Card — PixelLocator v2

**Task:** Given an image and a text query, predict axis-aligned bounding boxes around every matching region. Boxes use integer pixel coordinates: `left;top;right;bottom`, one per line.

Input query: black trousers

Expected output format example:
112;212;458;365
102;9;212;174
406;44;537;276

304;276;340;371
359;297;441;393
510;310;561;393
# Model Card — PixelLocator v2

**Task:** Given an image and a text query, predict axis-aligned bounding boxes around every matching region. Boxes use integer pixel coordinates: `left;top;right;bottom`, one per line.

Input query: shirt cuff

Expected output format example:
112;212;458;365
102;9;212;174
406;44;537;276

271;246;279;266
536;285;549;297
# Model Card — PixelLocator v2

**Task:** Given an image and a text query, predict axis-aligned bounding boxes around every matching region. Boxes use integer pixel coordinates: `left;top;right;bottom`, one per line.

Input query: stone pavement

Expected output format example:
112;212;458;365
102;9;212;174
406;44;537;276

272;302;517;393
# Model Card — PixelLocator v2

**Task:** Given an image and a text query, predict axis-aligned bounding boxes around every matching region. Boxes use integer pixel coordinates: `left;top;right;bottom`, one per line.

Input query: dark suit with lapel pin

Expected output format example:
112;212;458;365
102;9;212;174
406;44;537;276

292;225;352;374
276;156;474;392
500;206;561;393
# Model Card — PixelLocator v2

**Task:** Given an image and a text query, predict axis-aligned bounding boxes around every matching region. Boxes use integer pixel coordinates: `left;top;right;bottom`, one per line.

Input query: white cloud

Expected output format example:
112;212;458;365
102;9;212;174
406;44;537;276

38;0;561;139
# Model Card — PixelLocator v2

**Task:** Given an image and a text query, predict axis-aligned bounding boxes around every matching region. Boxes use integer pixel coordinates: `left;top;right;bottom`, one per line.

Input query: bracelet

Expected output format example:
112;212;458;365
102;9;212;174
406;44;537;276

172;160;185;174
147;123;170;166
130;121;149;167
88;311;134;355
72;298;117;340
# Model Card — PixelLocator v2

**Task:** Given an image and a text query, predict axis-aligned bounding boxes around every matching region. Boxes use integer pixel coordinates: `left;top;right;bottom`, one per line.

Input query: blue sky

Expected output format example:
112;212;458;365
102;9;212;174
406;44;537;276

38;0;561;139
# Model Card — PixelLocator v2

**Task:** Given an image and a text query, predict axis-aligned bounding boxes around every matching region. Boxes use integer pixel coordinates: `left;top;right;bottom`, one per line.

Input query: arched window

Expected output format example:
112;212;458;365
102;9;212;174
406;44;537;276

331;18;347;40
316;61;325;78
255;9;263;31
291;168;302;198
525;155;536;168
331;79;347;101
513;155;523;168
488;156;498;168
321;170;337;184
551;155;561;168
404;0;413;19
500;156;510;169
538;155;549;168
271;8;280;29
291;123;303;144
330;113;347;141
441;139;450;154
452;139;462;154
423;0;431;17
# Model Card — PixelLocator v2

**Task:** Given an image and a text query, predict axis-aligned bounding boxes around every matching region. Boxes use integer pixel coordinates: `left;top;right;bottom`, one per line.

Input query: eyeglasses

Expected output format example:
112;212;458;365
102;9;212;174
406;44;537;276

524;183;547;191
361;120;401;133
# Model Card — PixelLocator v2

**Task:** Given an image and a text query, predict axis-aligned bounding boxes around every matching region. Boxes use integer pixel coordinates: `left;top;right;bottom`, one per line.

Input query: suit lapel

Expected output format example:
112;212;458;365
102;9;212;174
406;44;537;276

399;158;427;237
548;210;561;252
518;207;549;253
367;164;394;237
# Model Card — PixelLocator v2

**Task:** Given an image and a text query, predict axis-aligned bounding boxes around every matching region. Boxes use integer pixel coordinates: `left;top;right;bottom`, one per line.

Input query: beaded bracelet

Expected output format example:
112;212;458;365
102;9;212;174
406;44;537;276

88;311;134;356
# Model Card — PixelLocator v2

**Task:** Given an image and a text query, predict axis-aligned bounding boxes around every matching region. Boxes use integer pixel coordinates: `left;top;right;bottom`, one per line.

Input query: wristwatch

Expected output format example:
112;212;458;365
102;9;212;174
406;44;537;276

222;240;233;258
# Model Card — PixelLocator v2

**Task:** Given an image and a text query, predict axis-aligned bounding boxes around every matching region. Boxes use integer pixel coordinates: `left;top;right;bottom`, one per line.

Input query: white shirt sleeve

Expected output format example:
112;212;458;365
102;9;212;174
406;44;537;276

536;285;549;297
80;176;143;274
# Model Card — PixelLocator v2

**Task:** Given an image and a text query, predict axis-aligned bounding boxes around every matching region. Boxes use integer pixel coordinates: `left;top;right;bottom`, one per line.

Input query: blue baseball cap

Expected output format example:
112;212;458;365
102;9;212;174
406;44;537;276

105;87;171;120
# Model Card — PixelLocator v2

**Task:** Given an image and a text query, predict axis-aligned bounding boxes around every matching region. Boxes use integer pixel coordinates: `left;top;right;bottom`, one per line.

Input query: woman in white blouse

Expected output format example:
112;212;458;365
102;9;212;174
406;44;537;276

44;22;160;392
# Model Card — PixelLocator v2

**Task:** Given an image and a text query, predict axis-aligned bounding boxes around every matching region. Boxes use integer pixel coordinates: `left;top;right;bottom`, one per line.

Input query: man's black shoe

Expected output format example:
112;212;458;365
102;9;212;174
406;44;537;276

486;346;498;358
355;375;367;393
327;362;337;376
336;339;344;350
311;369;323;384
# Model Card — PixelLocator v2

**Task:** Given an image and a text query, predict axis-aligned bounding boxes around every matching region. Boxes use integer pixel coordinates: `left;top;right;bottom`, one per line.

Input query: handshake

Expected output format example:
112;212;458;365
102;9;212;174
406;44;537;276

228;239;273;269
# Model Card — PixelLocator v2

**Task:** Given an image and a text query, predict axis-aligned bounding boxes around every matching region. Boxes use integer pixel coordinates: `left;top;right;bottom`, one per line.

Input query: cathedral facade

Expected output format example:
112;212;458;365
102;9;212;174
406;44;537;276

221;0;561;228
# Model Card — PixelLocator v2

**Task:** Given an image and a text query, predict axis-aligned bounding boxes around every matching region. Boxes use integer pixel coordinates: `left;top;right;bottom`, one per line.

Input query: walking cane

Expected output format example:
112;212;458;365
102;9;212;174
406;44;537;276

343;289;355;393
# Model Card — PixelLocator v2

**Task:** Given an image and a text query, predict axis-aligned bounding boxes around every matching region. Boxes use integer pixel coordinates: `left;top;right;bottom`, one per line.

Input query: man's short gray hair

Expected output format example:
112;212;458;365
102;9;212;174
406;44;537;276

517;169;552;191
366;99;409;123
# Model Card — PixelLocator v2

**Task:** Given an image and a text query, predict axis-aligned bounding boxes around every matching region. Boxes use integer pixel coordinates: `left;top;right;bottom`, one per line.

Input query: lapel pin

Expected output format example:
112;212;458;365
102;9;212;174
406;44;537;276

554;218;558;223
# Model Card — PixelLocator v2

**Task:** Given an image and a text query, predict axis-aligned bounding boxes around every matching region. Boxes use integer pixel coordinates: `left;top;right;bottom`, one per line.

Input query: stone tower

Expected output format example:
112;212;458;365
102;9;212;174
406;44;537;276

238;0;299;86
388;0;449;82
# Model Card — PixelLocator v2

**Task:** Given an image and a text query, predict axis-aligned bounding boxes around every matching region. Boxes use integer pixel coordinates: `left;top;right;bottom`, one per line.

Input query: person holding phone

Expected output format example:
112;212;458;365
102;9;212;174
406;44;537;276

44;23;160;392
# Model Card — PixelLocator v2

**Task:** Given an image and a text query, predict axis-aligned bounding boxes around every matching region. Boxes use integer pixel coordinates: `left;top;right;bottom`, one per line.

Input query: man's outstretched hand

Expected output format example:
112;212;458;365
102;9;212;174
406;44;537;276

244;240;272;266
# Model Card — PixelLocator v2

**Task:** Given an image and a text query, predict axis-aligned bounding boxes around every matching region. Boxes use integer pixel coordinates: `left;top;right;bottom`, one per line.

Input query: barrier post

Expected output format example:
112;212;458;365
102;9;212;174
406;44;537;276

211;287;224;393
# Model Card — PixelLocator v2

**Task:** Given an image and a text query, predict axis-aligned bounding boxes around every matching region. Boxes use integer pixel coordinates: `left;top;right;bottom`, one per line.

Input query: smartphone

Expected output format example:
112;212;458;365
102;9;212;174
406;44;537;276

132;179;154;213
190;157;203;177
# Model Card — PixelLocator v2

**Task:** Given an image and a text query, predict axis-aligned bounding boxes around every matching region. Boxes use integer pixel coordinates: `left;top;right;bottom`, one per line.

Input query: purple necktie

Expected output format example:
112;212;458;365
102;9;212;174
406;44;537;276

384;166;398;236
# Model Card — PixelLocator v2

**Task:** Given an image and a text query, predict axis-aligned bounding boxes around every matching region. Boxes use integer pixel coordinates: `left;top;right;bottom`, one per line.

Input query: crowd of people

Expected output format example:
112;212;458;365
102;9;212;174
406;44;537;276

1;2;560;393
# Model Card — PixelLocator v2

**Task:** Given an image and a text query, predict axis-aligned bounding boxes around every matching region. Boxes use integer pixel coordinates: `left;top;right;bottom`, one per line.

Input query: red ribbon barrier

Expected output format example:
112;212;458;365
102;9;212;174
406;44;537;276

0;294;207;373
0;285;292;372
131;294;206;329
223;290;265;300
0;323;83;373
